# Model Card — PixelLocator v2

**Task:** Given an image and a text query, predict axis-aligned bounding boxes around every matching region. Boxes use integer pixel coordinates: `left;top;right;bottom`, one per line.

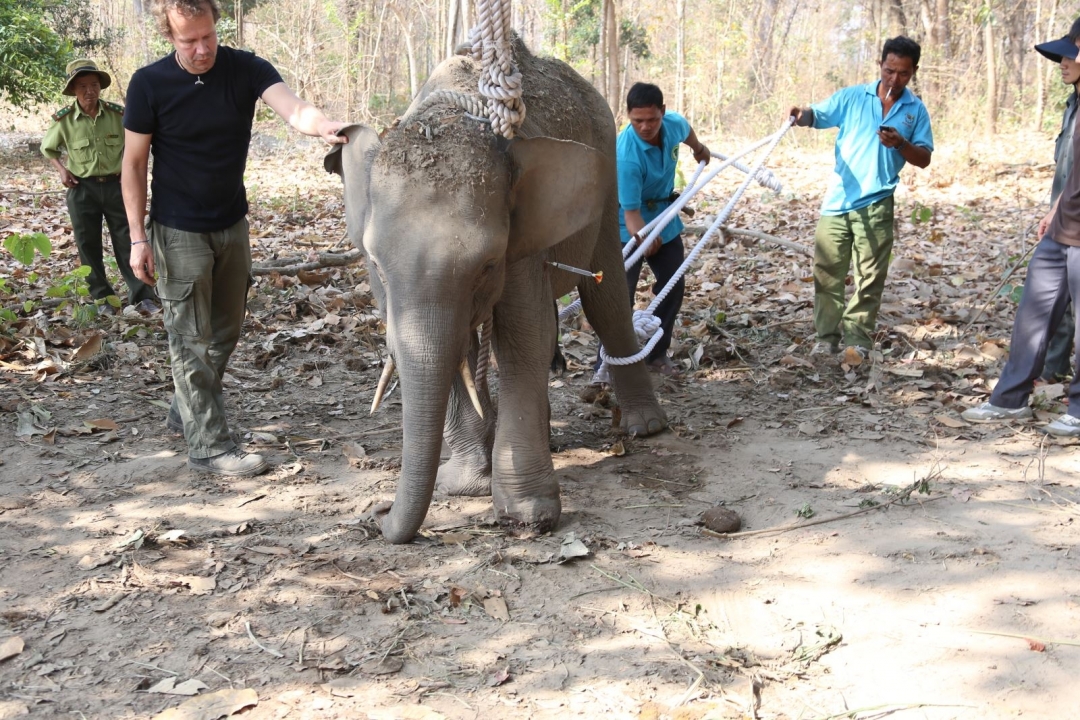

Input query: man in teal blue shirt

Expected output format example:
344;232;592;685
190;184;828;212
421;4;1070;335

789;36;934;358
607;82;710;378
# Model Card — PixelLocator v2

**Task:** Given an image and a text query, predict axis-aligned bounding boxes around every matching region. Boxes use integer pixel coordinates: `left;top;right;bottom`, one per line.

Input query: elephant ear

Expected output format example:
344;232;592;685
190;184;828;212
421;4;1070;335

324;124;382;248
506;137;611;263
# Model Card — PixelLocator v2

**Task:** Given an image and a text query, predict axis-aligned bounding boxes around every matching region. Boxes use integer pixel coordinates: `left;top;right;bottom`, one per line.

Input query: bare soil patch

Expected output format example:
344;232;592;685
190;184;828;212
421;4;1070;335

1;129;1078;719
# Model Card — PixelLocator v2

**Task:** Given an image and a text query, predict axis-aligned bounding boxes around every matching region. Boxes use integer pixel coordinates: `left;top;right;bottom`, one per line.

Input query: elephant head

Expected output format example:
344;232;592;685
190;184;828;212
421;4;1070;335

326;112;611;543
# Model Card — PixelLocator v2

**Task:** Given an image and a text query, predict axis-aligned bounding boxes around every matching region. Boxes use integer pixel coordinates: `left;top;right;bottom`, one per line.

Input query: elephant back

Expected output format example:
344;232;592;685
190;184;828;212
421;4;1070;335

401;36;616;161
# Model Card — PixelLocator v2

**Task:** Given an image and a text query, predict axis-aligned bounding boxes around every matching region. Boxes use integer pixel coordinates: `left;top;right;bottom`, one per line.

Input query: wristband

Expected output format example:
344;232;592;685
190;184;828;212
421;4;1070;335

131;240;148;246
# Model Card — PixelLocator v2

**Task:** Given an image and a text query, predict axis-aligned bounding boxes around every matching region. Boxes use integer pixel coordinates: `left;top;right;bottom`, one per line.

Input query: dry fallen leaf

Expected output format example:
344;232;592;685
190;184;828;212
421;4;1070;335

368;707;446;720
360;657;404;675
486;666;511;687
71;333;103;362
151;688;258;720
321;677;366;697
84;418;119;432
147;677;209;696
483;596;510;622
0;637;25;663
934;414;968;428
183;576;216;595
841;347;864;366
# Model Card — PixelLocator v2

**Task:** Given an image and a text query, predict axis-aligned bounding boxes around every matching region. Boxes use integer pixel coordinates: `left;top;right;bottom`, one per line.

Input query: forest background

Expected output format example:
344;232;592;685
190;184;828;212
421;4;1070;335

2;0;1079;142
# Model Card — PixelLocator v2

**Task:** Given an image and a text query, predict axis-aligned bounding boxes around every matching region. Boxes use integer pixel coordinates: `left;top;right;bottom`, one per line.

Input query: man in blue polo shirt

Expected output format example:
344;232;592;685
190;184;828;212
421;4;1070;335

597;82;710;381
789;36;934;360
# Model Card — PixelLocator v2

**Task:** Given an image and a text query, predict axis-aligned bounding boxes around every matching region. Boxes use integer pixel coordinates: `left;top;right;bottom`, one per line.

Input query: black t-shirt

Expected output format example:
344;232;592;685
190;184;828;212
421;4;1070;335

124;46;283;232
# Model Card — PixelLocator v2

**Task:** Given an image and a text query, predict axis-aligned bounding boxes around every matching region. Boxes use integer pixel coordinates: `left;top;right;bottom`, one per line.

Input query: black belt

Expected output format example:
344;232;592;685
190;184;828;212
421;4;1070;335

643;192;678;212
80;174;120;183
644;192;694;217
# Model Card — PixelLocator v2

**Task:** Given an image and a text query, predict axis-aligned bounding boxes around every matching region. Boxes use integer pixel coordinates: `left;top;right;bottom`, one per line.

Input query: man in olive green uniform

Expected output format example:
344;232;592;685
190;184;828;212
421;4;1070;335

41;59;157;314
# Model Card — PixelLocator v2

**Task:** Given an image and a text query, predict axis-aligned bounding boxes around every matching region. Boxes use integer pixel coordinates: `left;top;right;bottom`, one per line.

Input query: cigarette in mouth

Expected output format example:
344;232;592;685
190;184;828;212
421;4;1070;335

547;261;603;283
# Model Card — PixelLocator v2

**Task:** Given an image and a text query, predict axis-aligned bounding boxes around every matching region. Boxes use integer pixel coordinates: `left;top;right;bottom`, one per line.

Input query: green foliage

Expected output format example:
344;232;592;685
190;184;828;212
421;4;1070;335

543;0;650;63
45;264;92;299
4;232;52;266
795;503;815;519
998;283;1024;304
0;0;70;109
619;19;649;60
910;203;933;224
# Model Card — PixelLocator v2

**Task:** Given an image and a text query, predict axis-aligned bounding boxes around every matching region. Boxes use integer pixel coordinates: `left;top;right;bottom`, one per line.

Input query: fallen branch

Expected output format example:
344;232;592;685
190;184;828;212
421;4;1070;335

809;703;975;720
685;223;813;257
963;224;1038;332
252;249;363;276
244;620;284;658
704;487;946;540
970;629;1080;648
0;188;65;196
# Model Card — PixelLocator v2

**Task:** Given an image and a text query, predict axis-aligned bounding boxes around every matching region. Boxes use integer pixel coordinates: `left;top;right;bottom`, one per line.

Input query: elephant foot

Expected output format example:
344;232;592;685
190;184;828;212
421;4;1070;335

491;489;561;533
436;452;492;497
621;401;668;437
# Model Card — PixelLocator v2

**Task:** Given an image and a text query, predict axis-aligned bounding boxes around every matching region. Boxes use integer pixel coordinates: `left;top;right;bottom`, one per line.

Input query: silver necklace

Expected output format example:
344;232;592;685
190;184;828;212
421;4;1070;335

176;53;203;85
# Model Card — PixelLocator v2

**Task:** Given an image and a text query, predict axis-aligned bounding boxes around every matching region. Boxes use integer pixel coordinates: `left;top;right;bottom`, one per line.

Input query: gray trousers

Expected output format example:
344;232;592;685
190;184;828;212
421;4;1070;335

152;218;251;459
990;236;1080;417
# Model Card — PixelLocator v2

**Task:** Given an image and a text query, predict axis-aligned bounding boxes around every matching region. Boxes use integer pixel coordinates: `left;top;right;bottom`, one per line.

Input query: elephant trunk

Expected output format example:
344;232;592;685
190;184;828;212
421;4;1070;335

379;311;463;544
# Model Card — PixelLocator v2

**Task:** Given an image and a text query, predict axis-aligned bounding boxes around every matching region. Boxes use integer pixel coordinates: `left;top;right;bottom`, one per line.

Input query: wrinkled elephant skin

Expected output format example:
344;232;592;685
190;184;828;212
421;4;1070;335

326;37;667;544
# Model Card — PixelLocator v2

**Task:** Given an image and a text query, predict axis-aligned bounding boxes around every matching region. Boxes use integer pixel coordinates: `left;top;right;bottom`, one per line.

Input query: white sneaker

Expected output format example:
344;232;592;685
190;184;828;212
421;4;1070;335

961;402;1033;423
810;341;839;355
1043;414;1080;437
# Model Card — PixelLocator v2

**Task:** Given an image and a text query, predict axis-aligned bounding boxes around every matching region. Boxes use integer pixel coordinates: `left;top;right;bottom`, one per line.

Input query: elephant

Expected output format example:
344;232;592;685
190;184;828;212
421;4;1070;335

325;36;667;544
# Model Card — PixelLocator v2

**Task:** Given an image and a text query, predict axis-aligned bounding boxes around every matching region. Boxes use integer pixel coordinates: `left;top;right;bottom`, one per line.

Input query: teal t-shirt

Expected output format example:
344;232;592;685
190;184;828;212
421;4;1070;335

616;111;690;244
810;81;934;216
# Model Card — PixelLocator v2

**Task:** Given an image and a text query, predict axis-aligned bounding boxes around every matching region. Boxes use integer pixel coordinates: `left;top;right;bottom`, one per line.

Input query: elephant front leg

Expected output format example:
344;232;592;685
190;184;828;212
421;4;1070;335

436;338;496;497
489;263;561;531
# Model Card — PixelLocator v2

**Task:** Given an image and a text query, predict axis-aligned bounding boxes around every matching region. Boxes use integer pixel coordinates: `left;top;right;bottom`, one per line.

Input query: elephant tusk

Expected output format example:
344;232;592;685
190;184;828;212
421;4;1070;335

370;356;396;414
459;359;484;419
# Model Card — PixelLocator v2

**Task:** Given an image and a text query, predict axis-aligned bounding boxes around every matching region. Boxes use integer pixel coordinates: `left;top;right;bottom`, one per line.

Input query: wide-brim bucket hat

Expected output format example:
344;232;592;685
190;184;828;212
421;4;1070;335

62;59;112;96
1035;36;1080;64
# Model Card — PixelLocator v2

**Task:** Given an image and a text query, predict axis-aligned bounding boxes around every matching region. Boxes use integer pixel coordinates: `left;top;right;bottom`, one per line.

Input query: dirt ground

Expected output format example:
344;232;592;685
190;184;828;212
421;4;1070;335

1;124;1079;720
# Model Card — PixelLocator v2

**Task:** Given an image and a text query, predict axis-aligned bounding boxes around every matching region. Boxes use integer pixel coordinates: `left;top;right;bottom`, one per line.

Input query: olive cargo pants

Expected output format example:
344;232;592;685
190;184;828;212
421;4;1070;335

812;195;894;350
152;218;251;459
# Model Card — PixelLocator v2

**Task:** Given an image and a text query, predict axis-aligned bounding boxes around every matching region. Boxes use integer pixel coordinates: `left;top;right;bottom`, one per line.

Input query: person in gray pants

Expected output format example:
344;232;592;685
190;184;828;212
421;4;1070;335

1039;39;1079;381
962;20;1080;436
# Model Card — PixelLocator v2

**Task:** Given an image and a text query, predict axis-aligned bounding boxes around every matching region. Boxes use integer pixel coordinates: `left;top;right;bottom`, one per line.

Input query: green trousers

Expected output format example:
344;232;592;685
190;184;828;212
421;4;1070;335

66;177;155;304
812;195;894;350
152;218;251;459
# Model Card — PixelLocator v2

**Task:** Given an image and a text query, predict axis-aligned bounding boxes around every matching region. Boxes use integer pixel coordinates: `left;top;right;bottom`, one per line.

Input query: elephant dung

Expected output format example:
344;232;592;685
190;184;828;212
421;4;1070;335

701;506;742;534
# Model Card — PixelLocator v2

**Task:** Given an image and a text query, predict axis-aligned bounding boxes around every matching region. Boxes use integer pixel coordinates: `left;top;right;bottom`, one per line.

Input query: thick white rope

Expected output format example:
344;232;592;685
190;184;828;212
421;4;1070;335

554;120;793;372
599;118;794;368
557;125;789;326
467;0;525;138
414;89;488;119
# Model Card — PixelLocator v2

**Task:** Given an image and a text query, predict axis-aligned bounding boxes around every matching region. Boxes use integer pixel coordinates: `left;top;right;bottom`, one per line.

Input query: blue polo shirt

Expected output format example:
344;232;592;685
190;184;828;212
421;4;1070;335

617;112;691;244
811;81;934;216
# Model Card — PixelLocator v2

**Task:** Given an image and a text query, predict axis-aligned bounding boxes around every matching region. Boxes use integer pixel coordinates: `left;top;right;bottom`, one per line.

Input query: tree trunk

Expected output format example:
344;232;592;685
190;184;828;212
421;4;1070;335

984;7;997;138
235;0;244;48
602;0;620;113
1035;0;1060;130
676;0;686;112
391;5;419;100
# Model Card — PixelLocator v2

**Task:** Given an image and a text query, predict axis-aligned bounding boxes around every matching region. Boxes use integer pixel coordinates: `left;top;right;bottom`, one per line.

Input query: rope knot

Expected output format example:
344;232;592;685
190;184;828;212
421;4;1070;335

466;1;525;139
632;310;662;342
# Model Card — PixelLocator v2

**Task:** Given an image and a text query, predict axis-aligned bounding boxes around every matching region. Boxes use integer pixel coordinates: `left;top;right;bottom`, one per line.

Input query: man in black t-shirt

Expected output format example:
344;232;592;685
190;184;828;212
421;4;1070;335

122;0;346;477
